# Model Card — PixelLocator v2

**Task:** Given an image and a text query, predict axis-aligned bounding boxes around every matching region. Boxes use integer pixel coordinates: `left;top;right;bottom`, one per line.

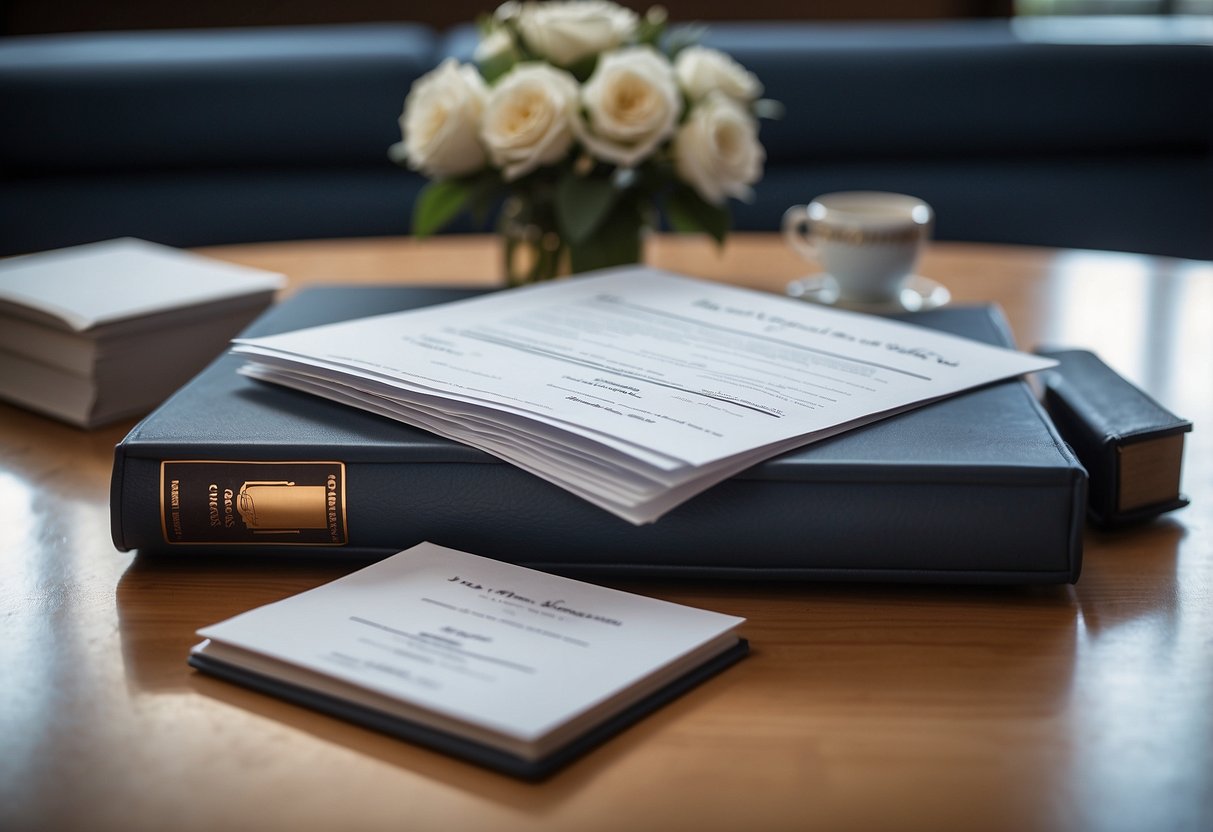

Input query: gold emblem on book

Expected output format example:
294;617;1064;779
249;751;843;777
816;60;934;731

237;480;329;531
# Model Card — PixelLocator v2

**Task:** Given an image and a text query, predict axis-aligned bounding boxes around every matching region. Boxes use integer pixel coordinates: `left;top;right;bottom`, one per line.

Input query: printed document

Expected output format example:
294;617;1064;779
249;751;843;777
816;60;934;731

233;267;1055;523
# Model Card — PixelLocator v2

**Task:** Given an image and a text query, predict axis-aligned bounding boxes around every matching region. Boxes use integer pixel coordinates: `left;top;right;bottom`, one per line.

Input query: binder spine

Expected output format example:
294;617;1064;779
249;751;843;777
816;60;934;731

106;291;1087;583
111;444;1084;584
117;458;349;548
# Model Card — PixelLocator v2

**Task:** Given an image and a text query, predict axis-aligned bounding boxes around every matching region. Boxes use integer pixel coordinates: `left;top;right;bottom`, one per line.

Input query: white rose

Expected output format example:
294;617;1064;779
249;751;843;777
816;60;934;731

391;59;488;179
673;92;765;205
674;45;763;103
516;0;638;66
481;63;580;181
575;46;681;168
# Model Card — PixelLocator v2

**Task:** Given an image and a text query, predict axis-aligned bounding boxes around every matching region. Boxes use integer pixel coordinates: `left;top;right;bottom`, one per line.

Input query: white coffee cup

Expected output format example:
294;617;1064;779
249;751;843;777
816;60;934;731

783;191;933;304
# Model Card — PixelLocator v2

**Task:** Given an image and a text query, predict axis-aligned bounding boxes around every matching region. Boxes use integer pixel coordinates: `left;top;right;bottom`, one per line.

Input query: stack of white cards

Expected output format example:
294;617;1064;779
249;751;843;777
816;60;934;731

0;238;284;427
233;267;1054;524
190;541;748;777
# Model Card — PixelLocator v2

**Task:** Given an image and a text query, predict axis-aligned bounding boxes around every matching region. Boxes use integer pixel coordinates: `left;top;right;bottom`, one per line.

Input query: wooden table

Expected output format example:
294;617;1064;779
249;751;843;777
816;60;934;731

2;235;1210;832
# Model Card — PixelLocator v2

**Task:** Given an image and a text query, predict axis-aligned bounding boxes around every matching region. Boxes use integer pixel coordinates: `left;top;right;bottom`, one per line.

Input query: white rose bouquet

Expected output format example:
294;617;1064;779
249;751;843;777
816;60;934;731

390;0;778;284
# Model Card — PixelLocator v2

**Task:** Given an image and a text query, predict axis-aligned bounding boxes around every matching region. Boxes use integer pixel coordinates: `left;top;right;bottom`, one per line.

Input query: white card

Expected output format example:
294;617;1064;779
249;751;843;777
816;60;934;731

192;542;745;759
0;238;284;331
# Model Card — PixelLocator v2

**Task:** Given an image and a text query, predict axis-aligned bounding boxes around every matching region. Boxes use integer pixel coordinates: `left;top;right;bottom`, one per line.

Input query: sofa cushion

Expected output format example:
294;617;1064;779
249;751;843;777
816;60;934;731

699;21;1213;164
0;23;435;173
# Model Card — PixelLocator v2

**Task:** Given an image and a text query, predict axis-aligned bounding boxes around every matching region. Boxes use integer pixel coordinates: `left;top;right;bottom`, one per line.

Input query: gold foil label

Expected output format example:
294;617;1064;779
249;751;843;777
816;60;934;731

160;460;347;545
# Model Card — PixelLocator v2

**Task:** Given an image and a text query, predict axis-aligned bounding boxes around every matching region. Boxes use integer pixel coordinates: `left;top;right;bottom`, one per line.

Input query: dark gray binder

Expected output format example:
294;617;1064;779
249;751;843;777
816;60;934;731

111;287;1086;584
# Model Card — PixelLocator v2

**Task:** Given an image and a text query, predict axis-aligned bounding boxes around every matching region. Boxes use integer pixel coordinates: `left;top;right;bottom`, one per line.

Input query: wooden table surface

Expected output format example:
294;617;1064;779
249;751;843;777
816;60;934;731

2;234;1210;832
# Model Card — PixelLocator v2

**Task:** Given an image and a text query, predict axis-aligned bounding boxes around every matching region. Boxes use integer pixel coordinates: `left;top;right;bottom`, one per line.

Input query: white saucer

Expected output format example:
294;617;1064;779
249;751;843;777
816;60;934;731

786;274;951;314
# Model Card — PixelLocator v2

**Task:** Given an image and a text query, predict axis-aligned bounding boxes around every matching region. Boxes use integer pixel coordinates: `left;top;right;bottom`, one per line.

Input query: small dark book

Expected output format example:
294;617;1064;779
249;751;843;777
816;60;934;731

1036;348;1191;527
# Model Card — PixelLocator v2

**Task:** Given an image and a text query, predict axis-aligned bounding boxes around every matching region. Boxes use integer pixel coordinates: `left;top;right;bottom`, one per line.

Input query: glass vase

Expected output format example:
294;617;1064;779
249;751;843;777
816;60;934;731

499;197;569;287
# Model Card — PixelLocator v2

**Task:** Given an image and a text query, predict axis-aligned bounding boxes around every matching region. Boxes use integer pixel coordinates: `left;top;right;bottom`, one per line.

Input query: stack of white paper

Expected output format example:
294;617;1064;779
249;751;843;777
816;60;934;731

0;238;285;427
233;267;1054;524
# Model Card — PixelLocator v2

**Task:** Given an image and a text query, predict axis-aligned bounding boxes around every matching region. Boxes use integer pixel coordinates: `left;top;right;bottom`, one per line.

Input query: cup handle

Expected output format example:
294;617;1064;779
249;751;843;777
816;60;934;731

782;205;818;264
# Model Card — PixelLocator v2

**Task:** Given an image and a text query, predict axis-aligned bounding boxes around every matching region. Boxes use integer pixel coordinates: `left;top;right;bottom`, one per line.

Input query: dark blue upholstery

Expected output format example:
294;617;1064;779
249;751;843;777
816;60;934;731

693;22;1213;258
3;20;1210;259
1;24;435;253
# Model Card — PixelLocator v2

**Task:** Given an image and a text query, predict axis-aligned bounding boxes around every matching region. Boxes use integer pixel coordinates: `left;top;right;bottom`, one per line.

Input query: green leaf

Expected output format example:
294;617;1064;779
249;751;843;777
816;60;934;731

637;16;666;47
477;51;516;84
411;179;471;238
465;171;505;228
665;186;731;246
565;53;599;83
568;200;644;274
556;171;621;245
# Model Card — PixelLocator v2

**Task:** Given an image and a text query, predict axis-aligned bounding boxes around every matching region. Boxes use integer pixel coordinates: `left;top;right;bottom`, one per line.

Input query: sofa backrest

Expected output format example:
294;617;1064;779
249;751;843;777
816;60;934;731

1;23;435;254
3;19;1210;259
696;21;1213;259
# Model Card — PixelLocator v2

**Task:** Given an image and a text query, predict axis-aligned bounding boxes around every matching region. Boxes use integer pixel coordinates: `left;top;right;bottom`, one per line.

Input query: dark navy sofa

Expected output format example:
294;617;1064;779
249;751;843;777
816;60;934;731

3;19;1211;259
